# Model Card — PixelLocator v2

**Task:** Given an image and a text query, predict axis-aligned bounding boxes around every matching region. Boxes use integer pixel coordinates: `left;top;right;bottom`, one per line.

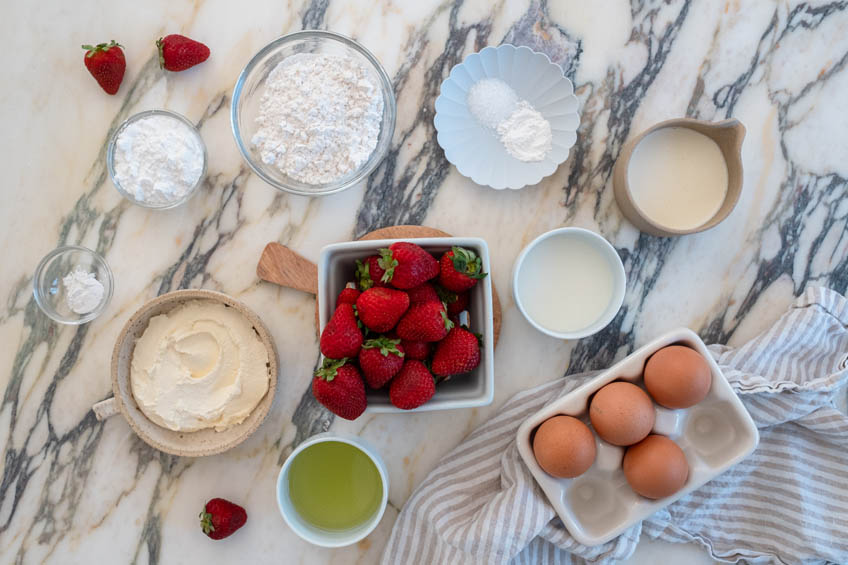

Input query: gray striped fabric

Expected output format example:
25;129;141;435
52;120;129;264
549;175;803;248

381;287;848;565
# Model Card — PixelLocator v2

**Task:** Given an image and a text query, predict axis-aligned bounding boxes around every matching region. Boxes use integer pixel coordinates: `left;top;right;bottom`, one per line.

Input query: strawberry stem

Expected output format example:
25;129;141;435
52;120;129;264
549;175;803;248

377;249;397;283
82;40;122;57
200;510;215;534
362;337;404;357
315;357;349;381
156;37;165;69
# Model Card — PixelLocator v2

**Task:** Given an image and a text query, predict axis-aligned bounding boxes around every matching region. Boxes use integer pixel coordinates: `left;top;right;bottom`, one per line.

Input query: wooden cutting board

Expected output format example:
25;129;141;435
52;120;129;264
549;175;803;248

256;225;502;347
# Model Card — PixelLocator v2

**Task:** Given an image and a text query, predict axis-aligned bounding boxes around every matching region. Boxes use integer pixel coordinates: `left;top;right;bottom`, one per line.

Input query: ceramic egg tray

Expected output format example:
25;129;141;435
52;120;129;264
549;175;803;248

516;328;759;546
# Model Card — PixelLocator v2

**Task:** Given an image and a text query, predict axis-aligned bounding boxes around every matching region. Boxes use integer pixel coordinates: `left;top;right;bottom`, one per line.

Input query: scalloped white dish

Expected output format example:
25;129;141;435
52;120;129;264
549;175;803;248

434;44;580;190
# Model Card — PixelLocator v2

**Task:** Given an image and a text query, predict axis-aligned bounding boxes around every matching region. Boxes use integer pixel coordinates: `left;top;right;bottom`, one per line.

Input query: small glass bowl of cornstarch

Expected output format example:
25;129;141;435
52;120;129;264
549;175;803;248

107;109;207;209
33;246;114;325
231;30;397;196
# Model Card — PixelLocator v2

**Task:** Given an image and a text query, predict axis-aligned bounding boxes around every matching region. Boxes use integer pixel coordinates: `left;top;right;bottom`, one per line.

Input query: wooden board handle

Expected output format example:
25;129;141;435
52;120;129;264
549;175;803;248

256;242;318;295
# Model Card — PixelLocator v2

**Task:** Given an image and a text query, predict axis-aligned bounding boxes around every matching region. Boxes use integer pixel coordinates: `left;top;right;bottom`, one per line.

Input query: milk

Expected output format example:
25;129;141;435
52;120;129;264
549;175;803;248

517;235;614;333
627;127;728;231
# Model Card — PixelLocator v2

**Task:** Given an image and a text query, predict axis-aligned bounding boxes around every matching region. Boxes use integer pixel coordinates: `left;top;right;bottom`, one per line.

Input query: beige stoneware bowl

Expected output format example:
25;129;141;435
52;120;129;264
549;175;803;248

613;118;746;237
91;289;278;457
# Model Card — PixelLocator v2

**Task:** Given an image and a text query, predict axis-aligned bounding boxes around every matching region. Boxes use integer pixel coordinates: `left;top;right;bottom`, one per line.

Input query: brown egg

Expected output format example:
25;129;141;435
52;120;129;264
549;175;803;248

644;345;712;409
532;415;596;478
589;382;655;446
623;434;689;499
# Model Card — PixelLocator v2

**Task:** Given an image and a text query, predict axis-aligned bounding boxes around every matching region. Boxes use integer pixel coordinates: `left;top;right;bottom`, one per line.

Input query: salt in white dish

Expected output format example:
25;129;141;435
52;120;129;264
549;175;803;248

434;44;580;190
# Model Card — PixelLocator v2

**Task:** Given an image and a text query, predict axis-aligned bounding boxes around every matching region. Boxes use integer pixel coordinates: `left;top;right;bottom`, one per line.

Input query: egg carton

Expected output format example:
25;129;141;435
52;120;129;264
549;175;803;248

516;328;759;546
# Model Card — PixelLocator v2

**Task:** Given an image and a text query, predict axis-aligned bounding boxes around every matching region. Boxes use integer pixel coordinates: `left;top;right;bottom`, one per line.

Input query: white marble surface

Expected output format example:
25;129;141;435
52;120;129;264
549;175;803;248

1;1;846;563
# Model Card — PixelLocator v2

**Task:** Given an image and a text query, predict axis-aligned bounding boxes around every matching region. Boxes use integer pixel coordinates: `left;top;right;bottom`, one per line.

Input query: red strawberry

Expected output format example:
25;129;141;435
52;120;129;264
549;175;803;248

432;327;481;377
356;287;410;333
401;339;431;360
359;337;405;389
200;498;247;540
406;283;440;305
439;247;487;292
396;301;453;342
312;358;367;420
81;41;126;95
356;256;388;290
320;303;363;358
157;34;210;71
435;285;470;316
448;291;470;316
337;287;361;307
389;360;435;409
378;242;439;289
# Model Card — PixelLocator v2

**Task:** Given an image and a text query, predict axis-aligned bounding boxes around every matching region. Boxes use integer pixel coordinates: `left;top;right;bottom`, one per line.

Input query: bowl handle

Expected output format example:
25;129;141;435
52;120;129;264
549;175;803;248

92;397;119;421
256;242;318;295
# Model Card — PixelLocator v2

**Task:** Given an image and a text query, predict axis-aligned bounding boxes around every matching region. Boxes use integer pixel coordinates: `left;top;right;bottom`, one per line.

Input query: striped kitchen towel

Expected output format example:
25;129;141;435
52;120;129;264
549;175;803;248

382;287;848;565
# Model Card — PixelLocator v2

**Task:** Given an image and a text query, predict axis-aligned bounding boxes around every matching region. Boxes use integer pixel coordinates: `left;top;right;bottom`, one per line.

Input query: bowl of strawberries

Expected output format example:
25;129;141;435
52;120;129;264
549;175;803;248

314;238;495;417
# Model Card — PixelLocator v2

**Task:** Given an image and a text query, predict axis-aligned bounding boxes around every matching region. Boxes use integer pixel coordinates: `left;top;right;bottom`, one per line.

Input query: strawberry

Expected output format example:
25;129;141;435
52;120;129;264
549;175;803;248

400;339;431;360
356;256;388;290
320;303;363;358
81;41;126;95
359;337;405;389
432;327;481;377
156;34;210;71
439;247;487;292
389;360;435;410
378;242;439;289
337;287;361;307
396;301;453;342
312;358;367;420
406;283;440;305
200;498;247;540
355;287;410;333
447;291;470;316
435;285;470;316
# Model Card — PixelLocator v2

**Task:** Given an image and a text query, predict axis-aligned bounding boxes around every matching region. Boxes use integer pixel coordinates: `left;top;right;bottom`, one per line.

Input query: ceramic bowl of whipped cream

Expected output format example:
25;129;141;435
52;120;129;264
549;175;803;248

434;44;580;190
91;289;278;457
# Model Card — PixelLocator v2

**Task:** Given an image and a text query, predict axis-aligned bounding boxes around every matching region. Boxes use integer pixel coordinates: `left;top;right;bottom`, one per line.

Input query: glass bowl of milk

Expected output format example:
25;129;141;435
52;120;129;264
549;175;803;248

613;118;746;237
513;228;626;340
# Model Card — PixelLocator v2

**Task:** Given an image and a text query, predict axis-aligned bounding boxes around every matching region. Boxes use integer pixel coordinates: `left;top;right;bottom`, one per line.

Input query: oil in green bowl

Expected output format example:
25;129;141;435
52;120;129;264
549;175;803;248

288;440;383;531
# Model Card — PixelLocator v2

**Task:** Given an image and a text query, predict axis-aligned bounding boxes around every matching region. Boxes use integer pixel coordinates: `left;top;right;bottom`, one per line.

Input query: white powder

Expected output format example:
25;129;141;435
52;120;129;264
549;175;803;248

496;101;552;162
62;267;104;314
467;79;553;162
251;53;384;185
113;114;204;205
467;78;518;129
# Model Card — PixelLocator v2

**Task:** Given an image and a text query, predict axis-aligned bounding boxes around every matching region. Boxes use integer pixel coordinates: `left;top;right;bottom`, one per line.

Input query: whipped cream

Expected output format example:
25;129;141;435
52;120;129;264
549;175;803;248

130;300;270;432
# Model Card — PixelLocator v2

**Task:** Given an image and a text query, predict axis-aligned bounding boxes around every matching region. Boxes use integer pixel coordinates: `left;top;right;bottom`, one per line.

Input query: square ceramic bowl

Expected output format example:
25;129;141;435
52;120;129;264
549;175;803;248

516;328;759;546
318;238;495;412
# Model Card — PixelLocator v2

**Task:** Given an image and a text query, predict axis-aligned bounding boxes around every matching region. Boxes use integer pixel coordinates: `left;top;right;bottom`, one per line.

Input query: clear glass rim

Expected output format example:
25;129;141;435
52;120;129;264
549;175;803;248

106;109;208;210
32;245;115;325
230;30;397;197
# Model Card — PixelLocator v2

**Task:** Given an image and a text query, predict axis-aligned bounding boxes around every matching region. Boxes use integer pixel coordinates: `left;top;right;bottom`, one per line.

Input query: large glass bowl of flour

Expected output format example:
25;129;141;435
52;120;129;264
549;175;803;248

231;31;397;196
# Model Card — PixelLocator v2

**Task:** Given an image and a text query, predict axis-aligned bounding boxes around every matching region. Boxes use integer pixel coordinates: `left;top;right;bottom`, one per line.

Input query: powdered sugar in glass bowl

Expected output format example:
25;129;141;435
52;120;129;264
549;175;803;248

106;109;207;209
231;31;397;196
33;246;114;325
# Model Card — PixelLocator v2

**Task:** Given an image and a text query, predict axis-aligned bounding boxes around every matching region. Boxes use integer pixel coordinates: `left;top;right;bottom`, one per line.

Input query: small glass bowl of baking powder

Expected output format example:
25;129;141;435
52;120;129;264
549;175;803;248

106;109;208;209
33;246;114;325
231;30;397;196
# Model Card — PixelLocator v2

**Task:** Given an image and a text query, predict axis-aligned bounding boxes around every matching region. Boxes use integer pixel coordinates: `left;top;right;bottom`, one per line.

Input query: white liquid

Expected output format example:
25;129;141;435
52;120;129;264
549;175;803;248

627;127;728;231
518;235;614;333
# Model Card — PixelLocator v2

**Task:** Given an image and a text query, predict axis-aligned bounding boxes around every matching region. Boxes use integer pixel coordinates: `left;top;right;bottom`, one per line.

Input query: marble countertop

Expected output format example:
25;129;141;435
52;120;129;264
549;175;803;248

2;1;847;563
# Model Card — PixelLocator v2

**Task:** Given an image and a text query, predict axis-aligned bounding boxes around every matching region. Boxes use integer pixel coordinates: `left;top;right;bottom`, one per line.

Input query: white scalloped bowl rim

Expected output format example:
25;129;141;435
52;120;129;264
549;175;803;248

434;44;580;190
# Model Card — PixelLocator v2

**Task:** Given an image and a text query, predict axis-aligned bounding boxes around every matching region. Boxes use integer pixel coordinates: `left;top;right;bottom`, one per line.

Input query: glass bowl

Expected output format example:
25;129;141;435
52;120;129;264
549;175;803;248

106;109;208;209
230;30;397;196
33;246;114;324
